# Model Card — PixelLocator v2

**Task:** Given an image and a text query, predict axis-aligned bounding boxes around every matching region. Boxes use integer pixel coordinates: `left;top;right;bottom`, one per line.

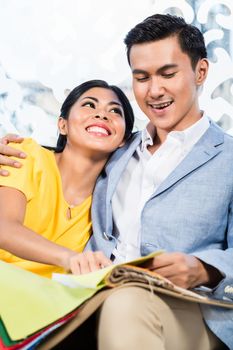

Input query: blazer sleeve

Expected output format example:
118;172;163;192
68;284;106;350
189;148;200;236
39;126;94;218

192;196;233;300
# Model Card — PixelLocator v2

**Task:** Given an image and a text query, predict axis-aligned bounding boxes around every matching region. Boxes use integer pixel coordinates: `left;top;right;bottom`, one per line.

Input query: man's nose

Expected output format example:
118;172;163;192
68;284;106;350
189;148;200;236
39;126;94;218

148;77;165;98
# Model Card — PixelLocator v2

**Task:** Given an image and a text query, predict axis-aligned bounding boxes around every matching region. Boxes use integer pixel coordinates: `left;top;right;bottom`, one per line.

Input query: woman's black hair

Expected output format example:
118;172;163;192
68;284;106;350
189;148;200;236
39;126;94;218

56;79;134;152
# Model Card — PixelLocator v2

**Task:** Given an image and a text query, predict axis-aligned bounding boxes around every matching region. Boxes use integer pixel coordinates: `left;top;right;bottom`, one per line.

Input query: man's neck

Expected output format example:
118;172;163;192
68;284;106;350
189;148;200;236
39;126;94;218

146;112;204;155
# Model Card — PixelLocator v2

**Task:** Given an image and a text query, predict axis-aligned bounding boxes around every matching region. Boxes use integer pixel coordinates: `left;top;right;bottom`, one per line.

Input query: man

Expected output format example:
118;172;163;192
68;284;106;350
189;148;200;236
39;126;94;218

0;14;232;350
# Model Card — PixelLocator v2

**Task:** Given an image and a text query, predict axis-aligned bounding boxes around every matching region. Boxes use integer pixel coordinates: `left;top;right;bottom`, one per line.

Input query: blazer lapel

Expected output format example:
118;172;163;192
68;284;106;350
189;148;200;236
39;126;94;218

105;132;141;201
153;122;224;198
104;132;142;236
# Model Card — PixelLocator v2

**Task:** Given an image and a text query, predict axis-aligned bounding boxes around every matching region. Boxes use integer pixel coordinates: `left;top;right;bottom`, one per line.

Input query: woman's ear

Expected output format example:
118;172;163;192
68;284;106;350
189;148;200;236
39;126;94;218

195;58;209;86
58;117;67;135
118;140;126;148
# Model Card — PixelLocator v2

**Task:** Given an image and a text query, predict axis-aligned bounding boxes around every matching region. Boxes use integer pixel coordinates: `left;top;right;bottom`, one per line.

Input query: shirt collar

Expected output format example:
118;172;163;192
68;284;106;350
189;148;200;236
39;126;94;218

140;123;155;151
140;113;210;152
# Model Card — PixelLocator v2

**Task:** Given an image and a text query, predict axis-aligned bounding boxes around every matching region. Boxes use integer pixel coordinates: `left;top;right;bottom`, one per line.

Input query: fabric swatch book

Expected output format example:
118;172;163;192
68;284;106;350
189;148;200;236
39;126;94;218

1;251;233;349
0;309;79;350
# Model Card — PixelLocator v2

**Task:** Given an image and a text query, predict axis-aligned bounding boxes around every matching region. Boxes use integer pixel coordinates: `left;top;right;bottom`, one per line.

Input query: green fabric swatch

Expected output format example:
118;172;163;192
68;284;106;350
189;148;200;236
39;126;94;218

0;251;162;341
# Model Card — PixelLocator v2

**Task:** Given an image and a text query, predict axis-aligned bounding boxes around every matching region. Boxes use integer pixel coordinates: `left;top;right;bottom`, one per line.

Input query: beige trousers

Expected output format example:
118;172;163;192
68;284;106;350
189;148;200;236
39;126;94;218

98;286;227;350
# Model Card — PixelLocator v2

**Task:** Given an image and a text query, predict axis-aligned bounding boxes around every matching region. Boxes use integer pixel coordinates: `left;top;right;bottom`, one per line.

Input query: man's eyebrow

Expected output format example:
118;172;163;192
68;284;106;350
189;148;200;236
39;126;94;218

80;96;122;107
157;64;178;74
132;69;147;75
132;64;178;75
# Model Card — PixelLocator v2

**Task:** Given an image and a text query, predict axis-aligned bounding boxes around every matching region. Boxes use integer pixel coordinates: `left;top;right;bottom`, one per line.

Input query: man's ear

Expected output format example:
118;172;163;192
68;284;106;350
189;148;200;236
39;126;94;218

195;58;209;86
57;117;67;135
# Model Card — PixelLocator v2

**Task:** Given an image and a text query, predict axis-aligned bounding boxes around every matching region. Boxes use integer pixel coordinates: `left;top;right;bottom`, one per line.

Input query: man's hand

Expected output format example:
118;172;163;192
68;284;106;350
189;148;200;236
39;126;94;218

144;252;219;289
62;250;112;275
0;134;26;176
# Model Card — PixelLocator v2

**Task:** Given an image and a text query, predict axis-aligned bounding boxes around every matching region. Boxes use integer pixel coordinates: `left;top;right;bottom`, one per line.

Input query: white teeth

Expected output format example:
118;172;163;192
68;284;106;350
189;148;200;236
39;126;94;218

87;126;109;135
150;101;172;109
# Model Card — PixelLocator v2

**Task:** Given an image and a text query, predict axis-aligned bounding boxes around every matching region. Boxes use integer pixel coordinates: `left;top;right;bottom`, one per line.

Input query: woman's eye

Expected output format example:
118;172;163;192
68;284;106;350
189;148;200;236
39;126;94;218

110;107;123;116
82;101;95;108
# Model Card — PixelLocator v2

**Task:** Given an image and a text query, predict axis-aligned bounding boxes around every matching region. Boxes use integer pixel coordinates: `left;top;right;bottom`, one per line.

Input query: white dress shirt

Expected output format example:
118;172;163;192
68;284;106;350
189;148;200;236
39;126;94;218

112;115;210;263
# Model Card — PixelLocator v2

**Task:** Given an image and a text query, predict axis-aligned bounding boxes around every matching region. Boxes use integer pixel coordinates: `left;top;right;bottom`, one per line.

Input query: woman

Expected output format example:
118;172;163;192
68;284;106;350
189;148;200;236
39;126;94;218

0;80;134;278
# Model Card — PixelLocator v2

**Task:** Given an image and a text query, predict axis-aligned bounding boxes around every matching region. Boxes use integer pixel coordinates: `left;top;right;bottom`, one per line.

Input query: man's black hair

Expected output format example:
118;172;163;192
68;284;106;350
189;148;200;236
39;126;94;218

124;14;207;69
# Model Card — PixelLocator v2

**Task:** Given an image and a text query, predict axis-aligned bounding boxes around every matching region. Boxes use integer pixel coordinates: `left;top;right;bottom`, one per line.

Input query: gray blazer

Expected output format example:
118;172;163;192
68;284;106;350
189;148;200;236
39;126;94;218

88;121;233;349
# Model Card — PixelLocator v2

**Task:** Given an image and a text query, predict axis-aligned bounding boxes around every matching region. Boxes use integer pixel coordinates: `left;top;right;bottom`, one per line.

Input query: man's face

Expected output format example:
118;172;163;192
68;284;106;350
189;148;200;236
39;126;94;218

129;36;208;136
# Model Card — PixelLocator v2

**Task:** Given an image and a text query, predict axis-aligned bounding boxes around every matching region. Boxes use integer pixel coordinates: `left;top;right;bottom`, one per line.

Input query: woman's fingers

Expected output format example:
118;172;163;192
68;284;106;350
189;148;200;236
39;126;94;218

69;251;112;275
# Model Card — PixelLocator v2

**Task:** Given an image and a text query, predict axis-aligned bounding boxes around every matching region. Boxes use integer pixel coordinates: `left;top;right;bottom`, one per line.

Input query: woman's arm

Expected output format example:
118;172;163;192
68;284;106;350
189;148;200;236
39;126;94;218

0;134;26;176
0;186;111;274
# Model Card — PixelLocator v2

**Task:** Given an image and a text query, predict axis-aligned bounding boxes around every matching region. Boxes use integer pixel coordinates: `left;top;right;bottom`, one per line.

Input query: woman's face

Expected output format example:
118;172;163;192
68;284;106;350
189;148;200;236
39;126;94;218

58;87;126;156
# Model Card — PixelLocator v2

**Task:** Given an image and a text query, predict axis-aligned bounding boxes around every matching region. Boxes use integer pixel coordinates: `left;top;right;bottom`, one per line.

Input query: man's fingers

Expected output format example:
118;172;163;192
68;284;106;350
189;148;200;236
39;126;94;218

0;155;23;167
0;153;23;176
143;254;169;270
148;252;184;270
0;134;24;145
0;143;26;158
0;168;9;176
0;143;26;175
150;265;175;278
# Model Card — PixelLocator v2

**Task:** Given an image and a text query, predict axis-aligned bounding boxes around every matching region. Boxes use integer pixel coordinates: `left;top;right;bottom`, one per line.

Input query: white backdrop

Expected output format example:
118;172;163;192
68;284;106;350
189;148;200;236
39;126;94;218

0;0;233;146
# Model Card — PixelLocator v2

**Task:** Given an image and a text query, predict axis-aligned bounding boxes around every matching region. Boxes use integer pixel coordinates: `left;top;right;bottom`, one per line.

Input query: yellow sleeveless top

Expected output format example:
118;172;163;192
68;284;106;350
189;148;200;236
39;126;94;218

0;138;92;278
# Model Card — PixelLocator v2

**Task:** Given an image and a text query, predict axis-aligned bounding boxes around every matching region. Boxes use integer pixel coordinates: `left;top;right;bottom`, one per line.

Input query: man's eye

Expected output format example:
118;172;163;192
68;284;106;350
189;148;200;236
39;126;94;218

110;107;123;116
162;72;176;78
82;101;95;108
135;76;149;82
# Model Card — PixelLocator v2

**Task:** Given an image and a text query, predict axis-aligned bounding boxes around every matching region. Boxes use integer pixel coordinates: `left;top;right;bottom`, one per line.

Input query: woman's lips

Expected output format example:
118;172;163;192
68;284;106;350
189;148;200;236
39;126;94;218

86;124;111;136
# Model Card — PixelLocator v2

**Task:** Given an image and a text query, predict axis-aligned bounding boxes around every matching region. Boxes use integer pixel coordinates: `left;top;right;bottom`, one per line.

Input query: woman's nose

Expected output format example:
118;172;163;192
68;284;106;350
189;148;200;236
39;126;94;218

94;114;109;121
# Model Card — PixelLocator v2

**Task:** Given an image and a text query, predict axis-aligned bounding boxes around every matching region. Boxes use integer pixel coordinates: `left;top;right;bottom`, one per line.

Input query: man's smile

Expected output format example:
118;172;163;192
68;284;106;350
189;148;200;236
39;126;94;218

148;100;174;110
